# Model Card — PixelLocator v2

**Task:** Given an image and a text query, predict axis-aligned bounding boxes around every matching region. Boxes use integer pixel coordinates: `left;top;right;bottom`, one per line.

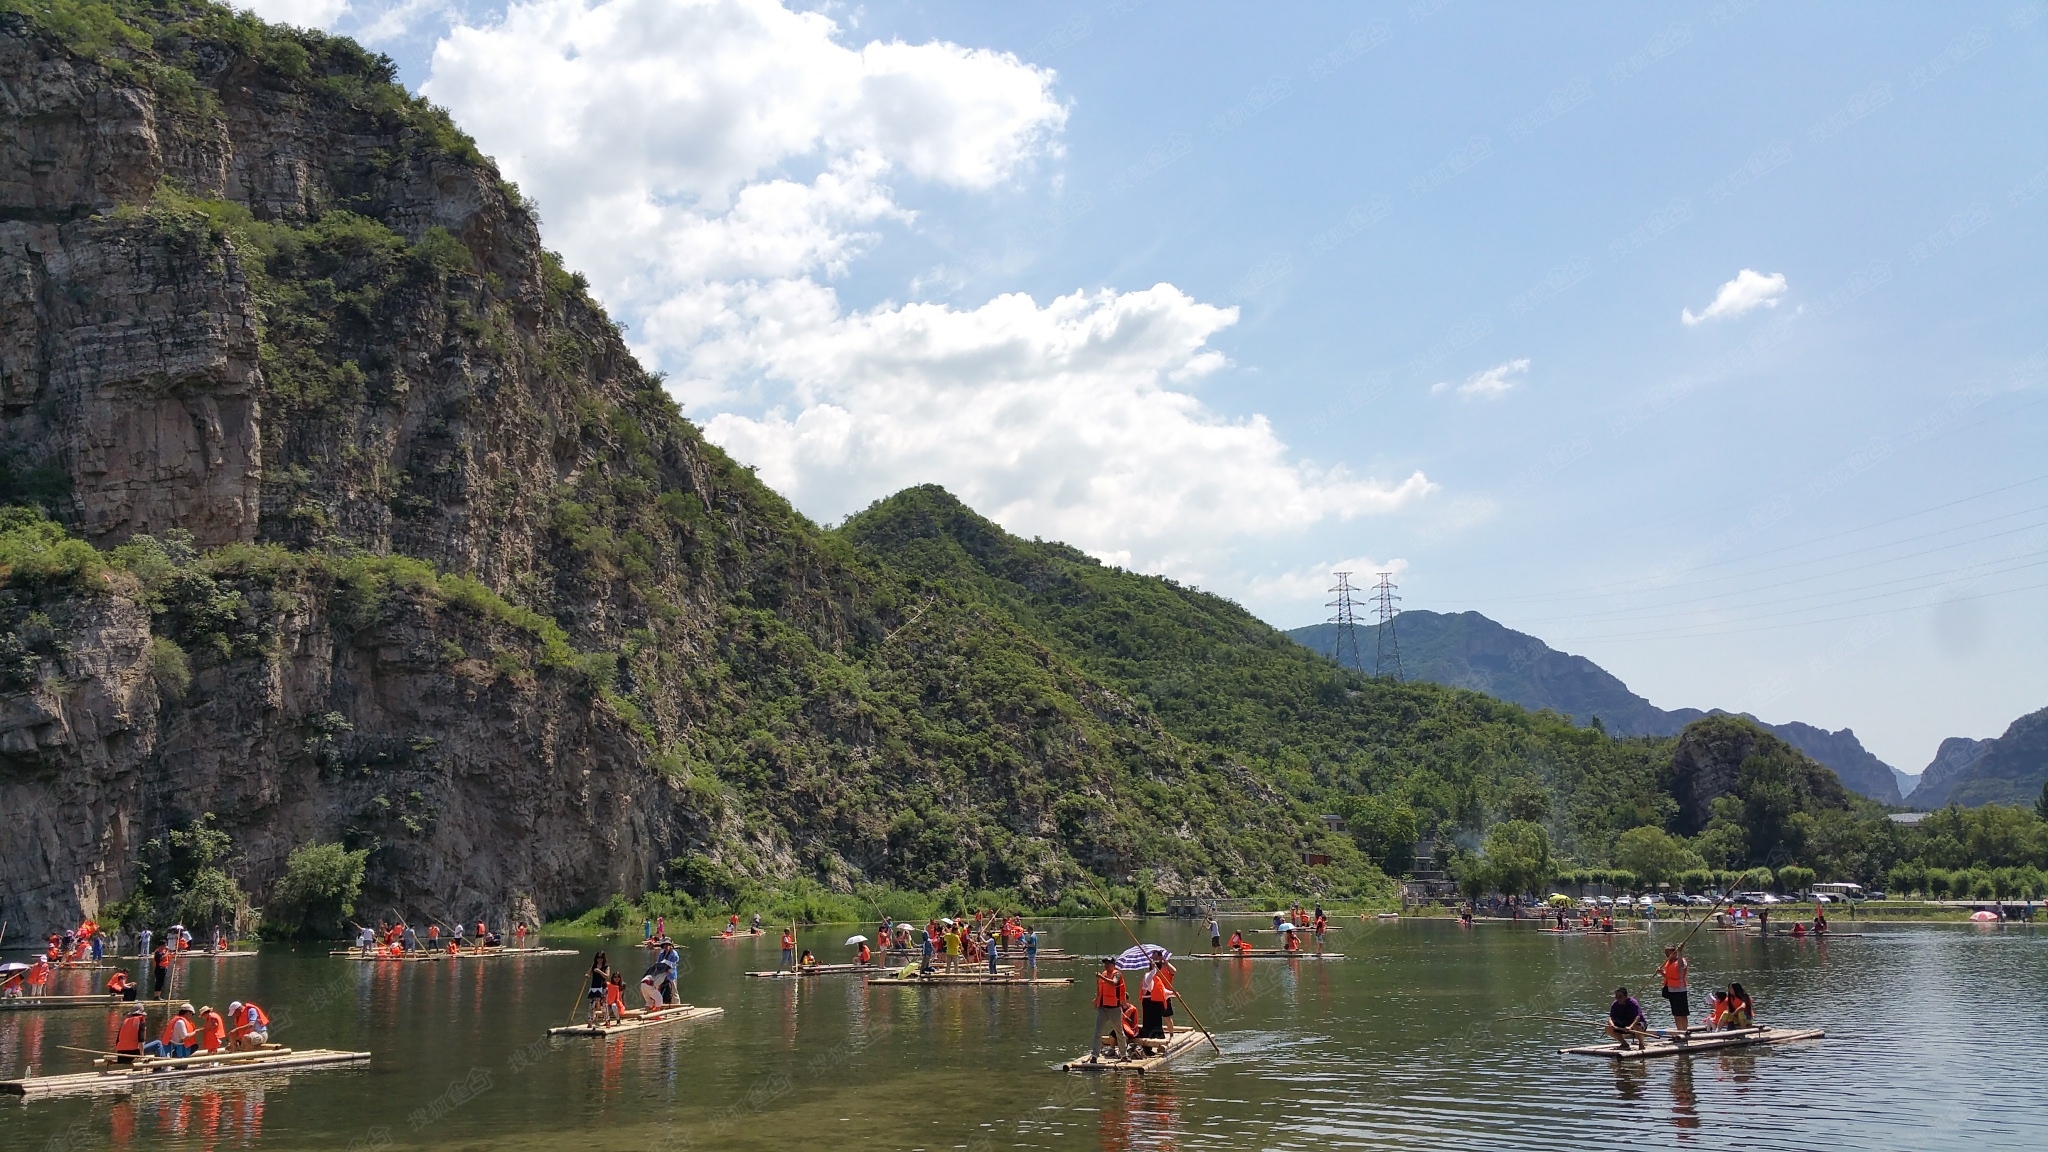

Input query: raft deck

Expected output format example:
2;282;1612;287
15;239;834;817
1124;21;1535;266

1560;1025;1825;1060
0;996;172;1013
745;964;877;978
548;1004;723;1037
1062;1029;1213;1073
2;1047;369;1098
1180;950;1344;959
868;974;1072;986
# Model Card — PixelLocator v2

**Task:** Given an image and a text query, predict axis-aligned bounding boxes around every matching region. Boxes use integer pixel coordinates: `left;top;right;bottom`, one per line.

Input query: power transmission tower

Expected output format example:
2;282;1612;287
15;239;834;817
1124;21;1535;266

1325;572;1365;674
1371;571;1403;681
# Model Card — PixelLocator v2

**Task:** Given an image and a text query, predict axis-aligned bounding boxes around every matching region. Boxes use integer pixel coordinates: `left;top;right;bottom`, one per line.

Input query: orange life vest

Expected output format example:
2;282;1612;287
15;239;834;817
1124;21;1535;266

199;1010;226;1051
161;1014;195;1047
1095;971;1127;1008
1662;957;1686;989
115;1014;147;1053
1120;1003;1141;1037
1145;970;1170;1003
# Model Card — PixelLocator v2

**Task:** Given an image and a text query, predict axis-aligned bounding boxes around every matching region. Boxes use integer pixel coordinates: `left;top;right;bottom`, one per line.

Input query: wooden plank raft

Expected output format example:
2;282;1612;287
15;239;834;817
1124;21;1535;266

2;1047;370;1098
453;947;579;958
116;951;258;960
1560;1025;1825;1060
0;996;172;1013
548;1004;722;1037
868;974;1072;986
744;963;876;978
1061;1029;1212;1073
1180;949;1334;958
329;950;450;962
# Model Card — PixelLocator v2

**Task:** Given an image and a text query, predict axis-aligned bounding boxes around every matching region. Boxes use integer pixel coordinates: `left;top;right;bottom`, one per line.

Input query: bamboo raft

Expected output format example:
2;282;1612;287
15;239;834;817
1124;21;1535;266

116;951;258;960
1183;948;1341;958
0;996;172;1013
330;950;450;962
548;1004;723;1037
1539;927;1646;935
744;964;876;978
1;1046;370;1098
454;947;579;959
1061;1028;1212;1073
1560;1025;1825;1061
868;974;1073;986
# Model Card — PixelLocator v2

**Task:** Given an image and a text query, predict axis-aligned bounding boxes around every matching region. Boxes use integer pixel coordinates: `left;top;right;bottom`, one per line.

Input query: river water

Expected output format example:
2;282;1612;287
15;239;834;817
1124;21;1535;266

0;917;2038;1150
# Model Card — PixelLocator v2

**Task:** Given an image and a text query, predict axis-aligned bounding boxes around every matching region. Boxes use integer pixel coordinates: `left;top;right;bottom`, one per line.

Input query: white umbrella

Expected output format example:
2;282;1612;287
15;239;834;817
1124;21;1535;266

0;962;28;973
844;935;868;946
939;918;955;925
1274;922;1299;933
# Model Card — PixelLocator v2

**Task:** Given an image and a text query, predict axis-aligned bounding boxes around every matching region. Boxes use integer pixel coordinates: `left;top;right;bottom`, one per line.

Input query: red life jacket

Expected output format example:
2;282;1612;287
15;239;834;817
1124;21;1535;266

1120;1003;1141;1037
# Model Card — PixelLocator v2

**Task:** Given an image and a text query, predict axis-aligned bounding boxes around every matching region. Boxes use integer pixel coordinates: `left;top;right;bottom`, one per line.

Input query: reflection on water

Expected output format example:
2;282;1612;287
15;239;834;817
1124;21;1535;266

0;922;2042;1150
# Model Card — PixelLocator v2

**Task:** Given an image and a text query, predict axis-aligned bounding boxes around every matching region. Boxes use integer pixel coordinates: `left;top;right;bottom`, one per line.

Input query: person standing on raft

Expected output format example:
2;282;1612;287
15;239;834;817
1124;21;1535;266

1088;957;1132;1062
1658;944;1691;1033
1139;952;1177;1038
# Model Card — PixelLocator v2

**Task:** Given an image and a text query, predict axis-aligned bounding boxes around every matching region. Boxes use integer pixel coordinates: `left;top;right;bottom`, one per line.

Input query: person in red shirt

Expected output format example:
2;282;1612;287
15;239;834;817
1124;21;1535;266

1087;958;1131;1062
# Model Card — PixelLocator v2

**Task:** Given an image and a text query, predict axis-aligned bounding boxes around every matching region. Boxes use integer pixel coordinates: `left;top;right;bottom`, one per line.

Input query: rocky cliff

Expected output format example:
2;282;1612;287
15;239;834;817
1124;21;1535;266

0;1;1343;933
1910;709;2048;809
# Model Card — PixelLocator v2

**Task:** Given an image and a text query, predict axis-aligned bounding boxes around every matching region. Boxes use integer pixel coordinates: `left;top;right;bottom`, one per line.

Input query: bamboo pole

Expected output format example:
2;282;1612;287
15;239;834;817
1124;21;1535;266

1082;873;1221;1056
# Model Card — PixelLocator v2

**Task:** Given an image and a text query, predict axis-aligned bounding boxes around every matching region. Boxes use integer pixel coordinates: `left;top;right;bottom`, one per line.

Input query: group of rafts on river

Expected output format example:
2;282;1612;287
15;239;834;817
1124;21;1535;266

0;895;1827;1097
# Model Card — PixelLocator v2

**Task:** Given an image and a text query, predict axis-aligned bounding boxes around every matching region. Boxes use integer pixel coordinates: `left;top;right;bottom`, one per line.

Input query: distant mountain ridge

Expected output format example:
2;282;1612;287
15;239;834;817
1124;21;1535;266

1908;710;2048;808
1288;611;1904;805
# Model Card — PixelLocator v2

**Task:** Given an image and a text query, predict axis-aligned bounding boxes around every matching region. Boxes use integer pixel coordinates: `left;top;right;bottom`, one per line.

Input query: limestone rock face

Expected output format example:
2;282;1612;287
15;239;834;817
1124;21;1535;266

2;217;264;547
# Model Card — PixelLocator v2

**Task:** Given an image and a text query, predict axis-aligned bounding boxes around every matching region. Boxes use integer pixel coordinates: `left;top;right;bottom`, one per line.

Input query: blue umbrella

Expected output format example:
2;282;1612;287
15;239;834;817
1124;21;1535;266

1115;945;1169;970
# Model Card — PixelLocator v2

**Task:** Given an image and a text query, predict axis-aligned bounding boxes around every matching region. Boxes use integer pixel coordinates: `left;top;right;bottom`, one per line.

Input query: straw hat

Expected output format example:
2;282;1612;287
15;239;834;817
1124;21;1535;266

177;1002;194;1014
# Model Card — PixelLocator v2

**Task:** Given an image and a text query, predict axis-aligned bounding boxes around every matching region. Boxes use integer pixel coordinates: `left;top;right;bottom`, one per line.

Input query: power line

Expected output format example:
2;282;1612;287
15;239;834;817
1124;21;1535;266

1551;578;2048;643
1513;547;2048;629
1468;473;2048;606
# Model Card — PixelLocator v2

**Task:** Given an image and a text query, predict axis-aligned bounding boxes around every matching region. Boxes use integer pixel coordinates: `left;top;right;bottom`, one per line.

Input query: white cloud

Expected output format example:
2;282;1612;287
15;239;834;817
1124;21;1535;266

1433;358;1528;400
706;285;1436;573
236;0;350;27
426;0;1431;581
1681;268;1788;325
1240;557;1411;617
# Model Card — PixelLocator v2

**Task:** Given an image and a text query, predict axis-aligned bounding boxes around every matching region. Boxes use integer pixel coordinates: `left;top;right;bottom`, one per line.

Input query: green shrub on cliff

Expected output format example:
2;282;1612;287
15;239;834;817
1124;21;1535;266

0;506;103;586
266;842;370;939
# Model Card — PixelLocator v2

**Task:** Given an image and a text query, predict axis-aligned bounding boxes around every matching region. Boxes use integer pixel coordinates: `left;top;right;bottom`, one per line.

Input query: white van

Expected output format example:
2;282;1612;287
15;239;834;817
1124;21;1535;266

1812;882;1865;903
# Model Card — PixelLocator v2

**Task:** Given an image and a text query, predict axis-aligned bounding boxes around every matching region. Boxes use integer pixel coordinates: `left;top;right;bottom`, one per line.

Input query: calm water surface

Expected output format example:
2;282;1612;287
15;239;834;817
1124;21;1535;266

0;918;2038;1150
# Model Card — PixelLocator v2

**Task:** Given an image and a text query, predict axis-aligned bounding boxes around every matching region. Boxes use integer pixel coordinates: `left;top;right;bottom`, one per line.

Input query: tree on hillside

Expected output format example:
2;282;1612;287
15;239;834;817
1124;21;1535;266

1344;795;1419;877
2037;781;2048;822
1613;826;1703;890
1482;821;1553;897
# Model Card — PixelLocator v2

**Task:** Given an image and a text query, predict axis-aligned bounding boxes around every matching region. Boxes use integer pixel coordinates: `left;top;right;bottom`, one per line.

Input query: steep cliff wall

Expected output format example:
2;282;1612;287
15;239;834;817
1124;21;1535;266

0;2;1350;932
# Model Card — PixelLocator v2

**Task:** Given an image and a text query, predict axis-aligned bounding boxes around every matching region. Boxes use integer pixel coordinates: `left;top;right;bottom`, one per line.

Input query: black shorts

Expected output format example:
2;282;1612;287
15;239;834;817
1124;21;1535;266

1661;988;1690;1018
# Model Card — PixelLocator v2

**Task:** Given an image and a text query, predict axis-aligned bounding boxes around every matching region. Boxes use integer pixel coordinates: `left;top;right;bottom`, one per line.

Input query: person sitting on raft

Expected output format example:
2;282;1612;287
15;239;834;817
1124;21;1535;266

856;940;872;965
1715;982;1754;1029
198;1004;226;1052
1228;931;1251;954
1283;928;1302;952
106;970;137;1001
798;950;818;969
1607;986;1648;1050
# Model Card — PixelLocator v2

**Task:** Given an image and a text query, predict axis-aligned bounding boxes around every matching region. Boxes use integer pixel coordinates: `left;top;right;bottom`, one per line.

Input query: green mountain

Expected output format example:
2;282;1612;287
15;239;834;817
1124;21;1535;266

1289;612;1904;804
839;486;1676;866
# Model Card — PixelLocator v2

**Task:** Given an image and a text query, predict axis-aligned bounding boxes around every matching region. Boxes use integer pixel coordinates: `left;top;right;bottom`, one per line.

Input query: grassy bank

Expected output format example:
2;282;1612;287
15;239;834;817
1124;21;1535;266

545;882;1403;934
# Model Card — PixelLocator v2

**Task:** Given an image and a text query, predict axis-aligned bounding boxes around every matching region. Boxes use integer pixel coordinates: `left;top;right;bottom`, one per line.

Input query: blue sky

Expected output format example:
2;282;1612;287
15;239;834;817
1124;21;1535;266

249;0;2048;775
